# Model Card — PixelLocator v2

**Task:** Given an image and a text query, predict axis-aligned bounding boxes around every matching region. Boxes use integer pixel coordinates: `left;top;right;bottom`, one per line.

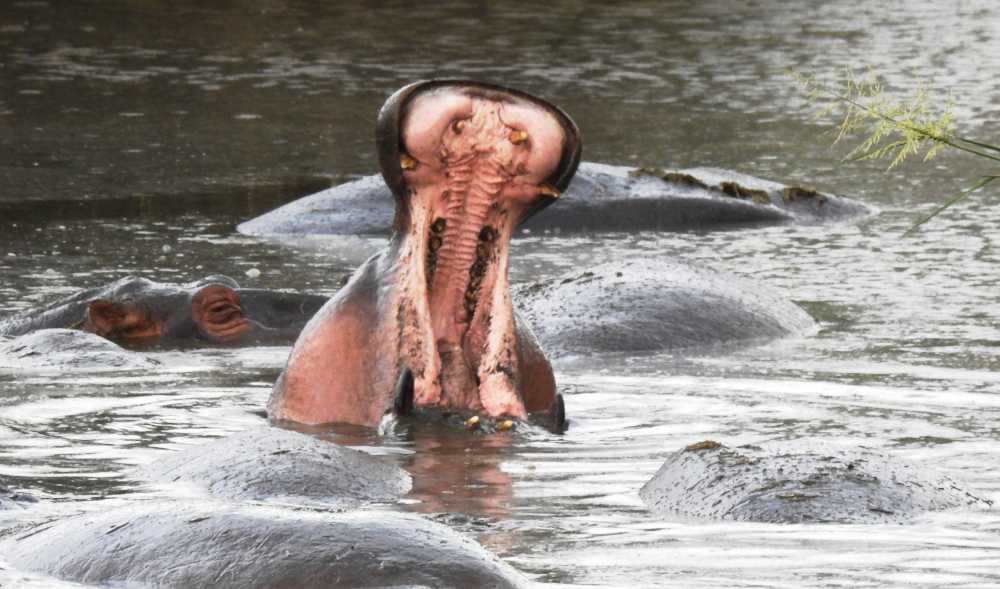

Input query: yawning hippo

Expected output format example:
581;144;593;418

268;80;581;427
0;275;329;345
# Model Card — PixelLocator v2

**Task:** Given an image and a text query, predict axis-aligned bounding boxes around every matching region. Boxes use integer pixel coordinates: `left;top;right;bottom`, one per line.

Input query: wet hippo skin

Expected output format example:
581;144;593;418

0;328;158;370
0;275;329;345
0;501;532;589
238;161;871;237
135;427;411;504
268;80;581;428
640;441;990;524
513;258;817;357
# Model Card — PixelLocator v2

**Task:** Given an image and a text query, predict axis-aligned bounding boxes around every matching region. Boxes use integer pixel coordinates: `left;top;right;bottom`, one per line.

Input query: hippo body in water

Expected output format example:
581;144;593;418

135;427;412;504
268;80;582;428
0;328;158;370
514;258;817;358
1;427;529;588
0;501;531;589
238;161;870;237
0;275;328;345
640;441;990;524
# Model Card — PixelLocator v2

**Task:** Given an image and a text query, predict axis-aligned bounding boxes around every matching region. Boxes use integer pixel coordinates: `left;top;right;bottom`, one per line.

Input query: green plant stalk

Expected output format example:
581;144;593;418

789;68;1000;234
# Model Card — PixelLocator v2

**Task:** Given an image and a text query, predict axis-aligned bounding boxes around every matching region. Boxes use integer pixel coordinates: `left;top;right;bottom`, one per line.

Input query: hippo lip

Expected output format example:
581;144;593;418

379;81;580;419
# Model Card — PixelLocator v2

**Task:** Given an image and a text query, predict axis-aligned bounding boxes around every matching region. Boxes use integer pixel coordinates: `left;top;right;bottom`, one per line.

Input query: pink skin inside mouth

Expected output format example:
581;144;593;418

396;87;566;419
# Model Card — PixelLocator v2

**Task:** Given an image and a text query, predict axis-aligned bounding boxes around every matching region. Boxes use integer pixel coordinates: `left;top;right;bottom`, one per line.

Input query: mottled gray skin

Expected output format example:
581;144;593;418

640;441;990;524
0;329;157;370
513;259;817;357
136;427;411;504
0;501;532;589
0;275;329;344
238;162;871;236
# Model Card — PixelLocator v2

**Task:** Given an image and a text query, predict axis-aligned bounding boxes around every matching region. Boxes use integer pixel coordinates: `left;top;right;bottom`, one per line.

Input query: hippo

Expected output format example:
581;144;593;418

0;275;329;345
237;161;871;237
0;328;158;370
135;426;411;504
0;501;532;589
513;258;817;358
267;80;581;428
639;440;990;524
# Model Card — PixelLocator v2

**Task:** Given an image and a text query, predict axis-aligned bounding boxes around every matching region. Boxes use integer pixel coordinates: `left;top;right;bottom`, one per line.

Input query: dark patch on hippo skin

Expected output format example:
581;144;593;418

0;329;156;370
237;162;871;236
135;427;410;504
0;477;38;510
511;259;817;357
639;441;990;524
0;501;532;589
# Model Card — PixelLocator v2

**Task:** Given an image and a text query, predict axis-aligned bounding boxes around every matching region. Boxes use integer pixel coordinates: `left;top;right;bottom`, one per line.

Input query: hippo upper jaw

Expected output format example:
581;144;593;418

268;81;580;427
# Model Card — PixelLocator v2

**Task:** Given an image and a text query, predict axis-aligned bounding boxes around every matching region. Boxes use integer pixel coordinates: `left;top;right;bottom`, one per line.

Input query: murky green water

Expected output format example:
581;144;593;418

3;1;1000;587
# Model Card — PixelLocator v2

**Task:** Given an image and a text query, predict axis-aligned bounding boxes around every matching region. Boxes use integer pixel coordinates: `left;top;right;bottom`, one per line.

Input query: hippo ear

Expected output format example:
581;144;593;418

87;300;128;337
191;285;249;341
87;299;160;339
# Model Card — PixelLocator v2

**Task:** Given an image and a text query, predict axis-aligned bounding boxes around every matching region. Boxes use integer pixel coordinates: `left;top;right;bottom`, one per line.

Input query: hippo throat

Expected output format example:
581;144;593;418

390;89;567;419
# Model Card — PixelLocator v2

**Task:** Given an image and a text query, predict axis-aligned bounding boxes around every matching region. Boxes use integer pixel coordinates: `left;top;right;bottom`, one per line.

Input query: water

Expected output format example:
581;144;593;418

3;1;1000;587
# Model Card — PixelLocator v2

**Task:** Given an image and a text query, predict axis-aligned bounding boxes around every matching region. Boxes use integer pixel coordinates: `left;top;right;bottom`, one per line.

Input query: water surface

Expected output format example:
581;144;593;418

3;1;1000;587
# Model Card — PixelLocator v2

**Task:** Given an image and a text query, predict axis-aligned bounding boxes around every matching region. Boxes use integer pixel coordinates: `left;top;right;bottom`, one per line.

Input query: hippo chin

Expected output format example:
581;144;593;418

0;275;328;345
268;80;581;428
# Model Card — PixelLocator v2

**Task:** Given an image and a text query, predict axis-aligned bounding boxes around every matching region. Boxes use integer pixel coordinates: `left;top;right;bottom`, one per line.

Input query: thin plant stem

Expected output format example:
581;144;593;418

788;68;1000;234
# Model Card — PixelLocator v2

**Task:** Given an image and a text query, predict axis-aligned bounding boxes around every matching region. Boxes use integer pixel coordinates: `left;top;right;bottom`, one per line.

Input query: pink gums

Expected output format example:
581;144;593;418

395;88;565;419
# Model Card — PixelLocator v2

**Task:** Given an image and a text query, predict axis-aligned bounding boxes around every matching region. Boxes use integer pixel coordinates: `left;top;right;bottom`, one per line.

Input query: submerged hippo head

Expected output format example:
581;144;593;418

268;80;581;427
0;276;329;345
83;277;331;344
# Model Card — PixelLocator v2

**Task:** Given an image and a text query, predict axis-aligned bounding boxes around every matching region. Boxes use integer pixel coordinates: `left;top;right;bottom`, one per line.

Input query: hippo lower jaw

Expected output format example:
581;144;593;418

268;81;581;427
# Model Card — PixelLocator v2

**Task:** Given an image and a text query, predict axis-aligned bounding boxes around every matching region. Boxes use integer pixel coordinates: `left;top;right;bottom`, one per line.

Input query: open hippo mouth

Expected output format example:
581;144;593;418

268;81;580;428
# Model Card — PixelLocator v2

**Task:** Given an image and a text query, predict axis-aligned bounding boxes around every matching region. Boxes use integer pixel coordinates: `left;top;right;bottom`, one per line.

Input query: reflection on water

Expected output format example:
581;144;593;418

4;1;1000;588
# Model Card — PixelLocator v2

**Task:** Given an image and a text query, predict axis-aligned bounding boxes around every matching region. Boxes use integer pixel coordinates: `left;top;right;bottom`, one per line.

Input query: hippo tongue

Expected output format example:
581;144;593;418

389;84;571;419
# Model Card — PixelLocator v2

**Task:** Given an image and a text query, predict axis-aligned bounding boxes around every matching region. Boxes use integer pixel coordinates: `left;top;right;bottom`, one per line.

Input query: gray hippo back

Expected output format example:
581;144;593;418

0;501;531;589
237;162;871;236
513;258;817;357
640;441;990;524
135;427;410;504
